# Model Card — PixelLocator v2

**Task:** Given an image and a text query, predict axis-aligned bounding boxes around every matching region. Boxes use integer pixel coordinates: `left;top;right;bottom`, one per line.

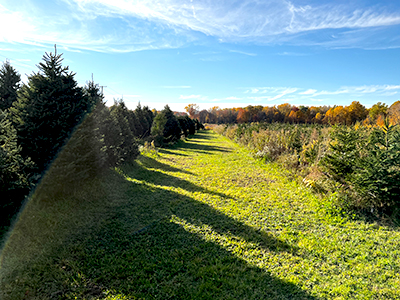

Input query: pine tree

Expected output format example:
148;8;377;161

0;110;33;226
151;105;181;146
134;103;150;137
177;116;189;137
0;61;21;111
10;48;94;175
109;99;139;163
143;105;154;135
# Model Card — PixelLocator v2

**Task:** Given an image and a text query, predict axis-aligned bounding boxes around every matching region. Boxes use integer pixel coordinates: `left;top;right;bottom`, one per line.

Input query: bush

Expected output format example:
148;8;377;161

352;122;400;213
321;122;400;214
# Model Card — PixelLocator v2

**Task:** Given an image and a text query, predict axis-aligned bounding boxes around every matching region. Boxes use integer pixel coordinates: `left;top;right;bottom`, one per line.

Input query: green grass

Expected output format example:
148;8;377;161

1;130;400;299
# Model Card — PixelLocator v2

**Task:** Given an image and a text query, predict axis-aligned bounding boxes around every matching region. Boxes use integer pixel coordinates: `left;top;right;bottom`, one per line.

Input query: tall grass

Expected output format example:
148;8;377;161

213;122;400;219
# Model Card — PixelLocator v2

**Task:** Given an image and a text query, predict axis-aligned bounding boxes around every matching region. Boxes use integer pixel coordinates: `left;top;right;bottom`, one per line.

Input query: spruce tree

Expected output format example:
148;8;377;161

109;99;139;163
42;80;108;189
10;48;94;175
143;105;154;136
0;110;33;226
151;105;181;146
177;116;189;137
0;61;21;111
134;103;149;137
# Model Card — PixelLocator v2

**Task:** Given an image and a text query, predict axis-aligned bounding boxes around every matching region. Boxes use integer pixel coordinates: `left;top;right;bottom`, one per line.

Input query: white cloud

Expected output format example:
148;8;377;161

299;89;317;95
314;85;400;96
384;85;400;90
277;51;307;56
243;84;400;106
229;50;257;56
247;87;298;101
1;0;400;51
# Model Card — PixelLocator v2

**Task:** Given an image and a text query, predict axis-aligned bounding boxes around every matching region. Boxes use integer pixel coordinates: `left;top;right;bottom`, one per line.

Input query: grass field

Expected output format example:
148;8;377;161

1;130;400;299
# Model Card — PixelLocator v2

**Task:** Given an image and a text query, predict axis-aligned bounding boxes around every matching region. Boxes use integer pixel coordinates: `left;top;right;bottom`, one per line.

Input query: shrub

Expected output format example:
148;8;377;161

352;121;400;213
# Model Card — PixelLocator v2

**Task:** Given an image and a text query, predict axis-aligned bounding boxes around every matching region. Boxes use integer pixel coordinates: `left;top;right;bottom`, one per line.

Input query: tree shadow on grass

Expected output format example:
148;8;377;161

138;155;195;175
120;161;232;202
51;169;315;299
190;130;214;140
120;159;304;255
158;149;189;156
2;165;316;299
178;140;232;154
77;219;315;299
164;133;232;155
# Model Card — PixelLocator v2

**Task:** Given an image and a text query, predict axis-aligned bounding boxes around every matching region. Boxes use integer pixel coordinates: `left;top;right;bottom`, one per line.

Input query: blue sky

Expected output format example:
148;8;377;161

1;0;399;111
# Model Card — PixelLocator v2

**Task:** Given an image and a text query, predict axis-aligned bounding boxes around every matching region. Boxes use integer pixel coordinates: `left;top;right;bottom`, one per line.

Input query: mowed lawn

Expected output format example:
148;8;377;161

1;130;400;299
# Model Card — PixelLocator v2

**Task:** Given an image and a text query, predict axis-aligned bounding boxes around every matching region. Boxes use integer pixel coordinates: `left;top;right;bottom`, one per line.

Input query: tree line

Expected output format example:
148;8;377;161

186;100;400;126
0;49;203;236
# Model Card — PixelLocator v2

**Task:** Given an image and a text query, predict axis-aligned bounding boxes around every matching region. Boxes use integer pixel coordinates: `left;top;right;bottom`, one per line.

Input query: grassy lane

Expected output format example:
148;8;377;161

1;130;400;299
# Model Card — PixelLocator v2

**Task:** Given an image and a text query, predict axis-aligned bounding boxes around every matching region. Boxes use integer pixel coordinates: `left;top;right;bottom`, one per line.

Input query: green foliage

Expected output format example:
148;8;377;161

133;103;153;138
352;122;400;212
151;105;182;146
216;122;400;217
318;123;400;214
320;126;362;184
0;109;33;229
37;83;110;194
369;102;388;121
0;61;21;111
177;115;196;137
10;49;95;175
3;131;400;299
109;99;140;163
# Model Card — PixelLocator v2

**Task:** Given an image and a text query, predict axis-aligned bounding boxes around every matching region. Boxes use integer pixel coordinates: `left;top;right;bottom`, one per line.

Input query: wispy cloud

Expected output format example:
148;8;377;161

243;84;400;106
299;89;317;95
277;51;308;56
247;87;298;101
310;85;400;97
1;0;400;51
229;50;257;56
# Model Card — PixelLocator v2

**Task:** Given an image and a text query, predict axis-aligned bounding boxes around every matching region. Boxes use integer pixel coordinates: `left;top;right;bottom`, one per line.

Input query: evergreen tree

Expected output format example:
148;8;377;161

96;101;124;167
353;121;400;212
142;105;154;137
177;116;190;137
186;116;196;135
134;103;148;137
10;48;94;175
0;109;33;226
0;61;21;111
151;105;181;146
127;109;142;137
109;99;139;162
43;81;108;186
